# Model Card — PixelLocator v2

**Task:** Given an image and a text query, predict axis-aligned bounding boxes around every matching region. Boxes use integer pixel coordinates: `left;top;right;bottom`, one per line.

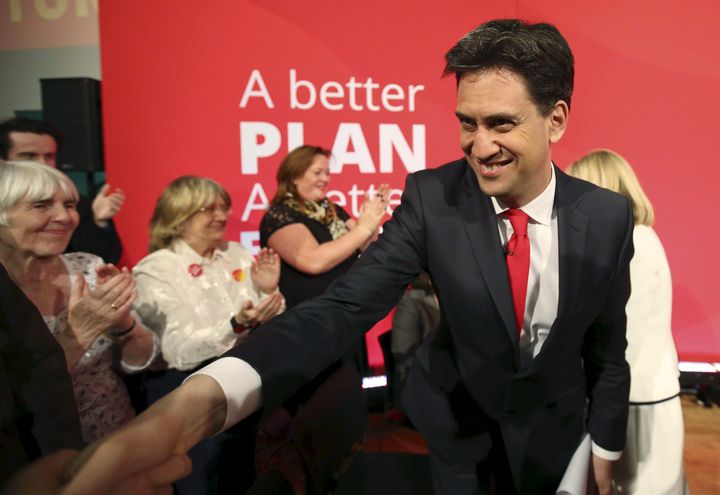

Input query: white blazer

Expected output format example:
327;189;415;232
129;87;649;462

625;225;680;402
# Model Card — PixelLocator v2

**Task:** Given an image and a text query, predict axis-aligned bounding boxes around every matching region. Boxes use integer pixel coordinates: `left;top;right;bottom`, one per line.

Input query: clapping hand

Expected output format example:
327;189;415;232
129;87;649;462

92;184;125;227
357;183;390;234
251;247;280;293
95;263;124;285
68;270;136;345
235;292;284;329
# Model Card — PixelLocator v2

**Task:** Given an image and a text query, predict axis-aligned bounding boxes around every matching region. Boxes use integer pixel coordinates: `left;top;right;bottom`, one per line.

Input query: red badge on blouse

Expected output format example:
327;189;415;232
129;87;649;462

188;263;203;277
232;269;245;281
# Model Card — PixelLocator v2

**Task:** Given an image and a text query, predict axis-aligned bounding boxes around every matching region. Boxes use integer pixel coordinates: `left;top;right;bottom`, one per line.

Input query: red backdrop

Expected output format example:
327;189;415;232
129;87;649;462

99;0;720;365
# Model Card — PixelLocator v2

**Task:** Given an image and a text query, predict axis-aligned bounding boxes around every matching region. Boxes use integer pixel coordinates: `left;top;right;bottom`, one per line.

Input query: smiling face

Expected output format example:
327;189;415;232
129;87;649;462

293;154;330;202
180;196;230;253
7;132;58;167
0;191;79;258
456;69;568;208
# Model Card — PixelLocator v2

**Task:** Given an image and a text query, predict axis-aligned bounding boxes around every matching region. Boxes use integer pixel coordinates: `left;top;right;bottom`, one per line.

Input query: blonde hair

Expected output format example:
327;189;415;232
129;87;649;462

566;149;654;226
0;160;78;227
148;176;231;252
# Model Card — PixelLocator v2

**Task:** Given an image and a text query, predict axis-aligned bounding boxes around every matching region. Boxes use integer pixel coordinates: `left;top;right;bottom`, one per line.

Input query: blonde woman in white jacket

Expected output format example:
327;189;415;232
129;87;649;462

567;150;686;495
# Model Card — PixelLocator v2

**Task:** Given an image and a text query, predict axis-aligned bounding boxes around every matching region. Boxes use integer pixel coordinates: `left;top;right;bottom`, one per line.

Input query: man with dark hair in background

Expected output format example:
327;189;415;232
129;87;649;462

0;117;124;263
44;19;633;495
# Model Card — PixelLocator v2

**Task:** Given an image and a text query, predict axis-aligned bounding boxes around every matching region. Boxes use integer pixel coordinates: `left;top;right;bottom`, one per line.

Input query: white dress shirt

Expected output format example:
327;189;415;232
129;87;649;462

492;165;559;366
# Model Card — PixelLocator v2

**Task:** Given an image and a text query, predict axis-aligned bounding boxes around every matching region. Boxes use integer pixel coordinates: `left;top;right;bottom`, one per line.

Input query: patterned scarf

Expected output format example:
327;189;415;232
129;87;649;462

282;193;349;240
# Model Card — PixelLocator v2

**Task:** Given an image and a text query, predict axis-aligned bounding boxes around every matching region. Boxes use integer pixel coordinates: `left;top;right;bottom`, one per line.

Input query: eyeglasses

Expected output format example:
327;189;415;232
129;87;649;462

196;204;231;216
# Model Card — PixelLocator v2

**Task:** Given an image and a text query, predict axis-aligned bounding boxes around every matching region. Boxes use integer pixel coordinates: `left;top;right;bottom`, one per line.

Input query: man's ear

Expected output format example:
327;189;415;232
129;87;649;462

548;100;569;144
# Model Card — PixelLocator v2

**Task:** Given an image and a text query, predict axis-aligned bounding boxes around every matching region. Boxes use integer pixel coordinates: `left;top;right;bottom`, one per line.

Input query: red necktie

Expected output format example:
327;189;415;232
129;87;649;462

504;209;530;336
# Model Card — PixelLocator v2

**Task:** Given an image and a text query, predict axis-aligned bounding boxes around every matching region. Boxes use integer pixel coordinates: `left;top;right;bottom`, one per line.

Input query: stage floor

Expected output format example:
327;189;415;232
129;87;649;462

682;395;720;494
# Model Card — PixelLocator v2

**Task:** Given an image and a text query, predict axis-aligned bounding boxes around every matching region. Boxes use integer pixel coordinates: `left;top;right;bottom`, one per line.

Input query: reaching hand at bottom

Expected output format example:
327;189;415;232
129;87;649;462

6;375;229;495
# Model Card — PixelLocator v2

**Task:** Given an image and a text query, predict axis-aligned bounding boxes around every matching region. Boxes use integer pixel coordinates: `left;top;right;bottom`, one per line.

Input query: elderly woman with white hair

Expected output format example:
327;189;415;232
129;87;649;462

0;161;158;443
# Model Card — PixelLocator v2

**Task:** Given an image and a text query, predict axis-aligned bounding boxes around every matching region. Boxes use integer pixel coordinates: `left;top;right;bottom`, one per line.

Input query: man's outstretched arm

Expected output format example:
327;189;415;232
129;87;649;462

61;374;229;494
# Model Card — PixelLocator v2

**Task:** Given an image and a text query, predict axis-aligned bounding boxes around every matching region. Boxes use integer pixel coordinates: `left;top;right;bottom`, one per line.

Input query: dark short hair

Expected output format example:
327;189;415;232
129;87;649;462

444;19;574;115
0;117;63;159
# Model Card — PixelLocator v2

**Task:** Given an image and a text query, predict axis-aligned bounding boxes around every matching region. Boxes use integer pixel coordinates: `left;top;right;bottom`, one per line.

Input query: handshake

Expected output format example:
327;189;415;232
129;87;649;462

3;375;227;495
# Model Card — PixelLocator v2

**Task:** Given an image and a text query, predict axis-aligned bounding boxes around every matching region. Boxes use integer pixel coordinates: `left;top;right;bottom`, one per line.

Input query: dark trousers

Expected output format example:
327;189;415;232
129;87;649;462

402;365;518;495
427;426;517;495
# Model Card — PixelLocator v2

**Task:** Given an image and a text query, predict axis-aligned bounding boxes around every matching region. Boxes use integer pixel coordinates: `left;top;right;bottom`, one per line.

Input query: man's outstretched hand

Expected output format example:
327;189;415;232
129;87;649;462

2;375;228;495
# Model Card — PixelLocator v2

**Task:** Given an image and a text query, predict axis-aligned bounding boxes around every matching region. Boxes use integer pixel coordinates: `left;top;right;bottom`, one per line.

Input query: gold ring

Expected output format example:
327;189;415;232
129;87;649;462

110;303;119;310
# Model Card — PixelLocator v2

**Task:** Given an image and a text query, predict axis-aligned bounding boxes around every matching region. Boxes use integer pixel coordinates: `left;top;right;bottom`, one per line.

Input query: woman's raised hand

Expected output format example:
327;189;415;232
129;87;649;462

68;271;137;347
358;184;390;233
251;247;281;293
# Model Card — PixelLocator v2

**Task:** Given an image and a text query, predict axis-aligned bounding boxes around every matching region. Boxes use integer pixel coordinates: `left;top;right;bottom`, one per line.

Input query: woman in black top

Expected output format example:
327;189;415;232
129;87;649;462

260;145;388;309
257;146;389;489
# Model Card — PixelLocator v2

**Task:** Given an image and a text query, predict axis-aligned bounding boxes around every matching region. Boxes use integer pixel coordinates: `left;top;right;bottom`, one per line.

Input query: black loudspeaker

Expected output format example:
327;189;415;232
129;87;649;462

41;77;104;171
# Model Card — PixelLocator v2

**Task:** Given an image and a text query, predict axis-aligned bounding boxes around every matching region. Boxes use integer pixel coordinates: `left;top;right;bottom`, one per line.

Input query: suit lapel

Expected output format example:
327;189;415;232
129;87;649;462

554;168;588;325
524;167;589;363
456;164;517;344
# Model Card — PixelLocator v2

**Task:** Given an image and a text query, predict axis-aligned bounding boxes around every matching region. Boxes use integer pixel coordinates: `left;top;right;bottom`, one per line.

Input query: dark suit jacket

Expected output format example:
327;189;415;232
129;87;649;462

0;263;84;485
230;159;633;493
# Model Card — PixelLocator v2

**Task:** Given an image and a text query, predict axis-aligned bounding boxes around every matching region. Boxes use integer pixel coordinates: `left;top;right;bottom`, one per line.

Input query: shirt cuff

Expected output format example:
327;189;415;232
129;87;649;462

119;330;160;374
591;440;622;461
188;357;262;432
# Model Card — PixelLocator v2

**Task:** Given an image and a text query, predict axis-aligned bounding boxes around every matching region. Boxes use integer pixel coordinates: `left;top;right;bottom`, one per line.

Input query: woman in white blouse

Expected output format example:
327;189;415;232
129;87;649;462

133;175;284;371
132;176;284;495
0;161;158;443
567;150;686;495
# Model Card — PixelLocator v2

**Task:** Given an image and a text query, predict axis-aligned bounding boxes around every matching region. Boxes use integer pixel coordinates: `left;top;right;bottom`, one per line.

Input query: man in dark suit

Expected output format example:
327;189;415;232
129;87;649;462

60;19;632;495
